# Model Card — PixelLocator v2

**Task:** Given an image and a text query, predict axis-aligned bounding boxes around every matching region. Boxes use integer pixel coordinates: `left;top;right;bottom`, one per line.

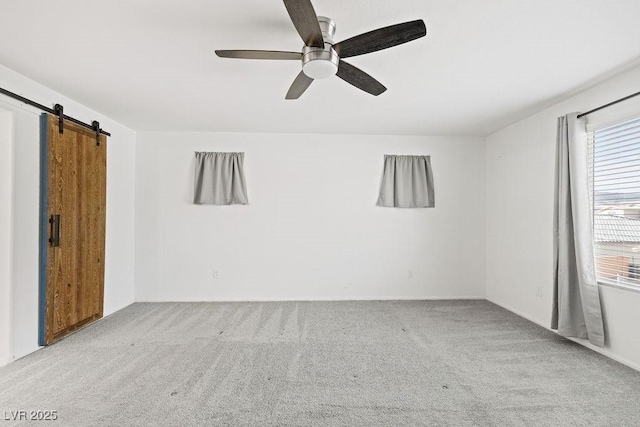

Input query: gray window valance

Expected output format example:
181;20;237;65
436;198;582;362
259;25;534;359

377;155;435;208
193;152;248;205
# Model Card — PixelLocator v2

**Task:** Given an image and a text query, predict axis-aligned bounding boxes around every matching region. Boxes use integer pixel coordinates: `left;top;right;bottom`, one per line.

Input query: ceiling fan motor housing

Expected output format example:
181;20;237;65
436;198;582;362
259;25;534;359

302;16;339;79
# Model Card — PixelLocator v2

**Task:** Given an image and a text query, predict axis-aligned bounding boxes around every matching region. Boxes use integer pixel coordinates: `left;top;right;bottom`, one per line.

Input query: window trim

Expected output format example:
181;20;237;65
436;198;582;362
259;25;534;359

588;103;640;293
586;96;640;133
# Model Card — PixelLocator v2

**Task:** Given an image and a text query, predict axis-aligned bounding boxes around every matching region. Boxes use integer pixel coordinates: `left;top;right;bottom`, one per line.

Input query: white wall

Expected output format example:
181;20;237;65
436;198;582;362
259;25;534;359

486;65;640;369
135;132;486;301
0;64;137;363
0;109;12;365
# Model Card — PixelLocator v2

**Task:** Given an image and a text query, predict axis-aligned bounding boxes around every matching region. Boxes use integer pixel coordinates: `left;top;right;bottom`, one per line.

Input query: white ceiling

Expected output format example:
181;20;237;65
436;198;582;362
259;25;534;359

1;0;640;136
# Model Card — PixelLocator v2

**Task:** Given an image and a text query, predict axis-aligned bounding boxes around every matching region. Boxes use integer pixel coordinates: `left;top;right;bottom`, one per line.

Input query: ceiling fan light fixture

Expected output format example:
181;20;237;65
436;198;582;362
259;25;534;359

302;46;339;79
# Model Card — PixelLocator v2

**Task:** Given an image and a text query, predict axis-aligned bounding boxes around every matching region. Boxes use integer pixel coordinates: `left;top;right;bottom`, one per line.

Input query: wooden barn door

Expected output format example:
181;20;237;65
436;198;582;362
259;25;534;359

39;113;107;345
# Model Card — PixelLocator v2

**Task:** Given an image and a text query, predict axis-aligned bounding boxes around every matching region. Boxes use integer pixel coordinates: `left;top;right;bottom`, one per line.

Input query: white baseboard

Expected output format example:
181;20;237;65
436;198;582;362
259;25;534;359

485;297;549;326
486;297;640;372
104;299;136;317
565;337;640;372
135;295;486;303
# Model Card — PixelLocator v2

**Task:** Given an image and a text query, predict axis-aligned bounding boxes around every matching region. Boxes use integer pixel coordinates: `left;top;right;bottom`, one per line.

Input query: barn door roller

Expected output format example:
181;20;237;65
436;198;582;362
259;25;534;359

54;104;64;134
92;121;101;146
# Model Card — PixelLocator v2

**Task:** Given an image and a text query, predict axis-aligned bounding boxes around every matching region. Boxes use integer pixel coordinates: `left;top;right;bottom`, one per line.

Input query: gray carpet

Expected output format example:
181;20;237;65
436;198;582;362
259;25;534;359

1;300;639;426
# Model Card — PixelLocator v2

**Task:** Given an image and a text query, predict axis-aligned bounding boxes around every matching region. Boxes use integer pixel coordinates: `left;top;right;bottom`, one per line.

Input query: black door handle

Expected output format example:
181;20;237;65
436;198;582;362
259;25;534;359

49;214;60;247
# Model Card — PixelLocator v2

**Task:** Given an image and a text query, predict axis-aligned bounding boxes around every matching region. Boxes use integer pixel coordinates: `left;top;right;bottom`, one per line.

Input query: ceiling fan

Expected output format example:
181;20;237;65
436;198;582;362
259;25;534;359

215;0;426;99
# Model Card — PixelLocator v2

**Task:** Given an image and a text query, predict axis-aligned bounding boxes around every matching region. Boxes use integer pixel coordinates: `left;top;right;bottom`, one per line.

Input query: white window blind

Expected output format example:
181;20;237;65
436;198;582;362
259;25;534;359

588;116;640;289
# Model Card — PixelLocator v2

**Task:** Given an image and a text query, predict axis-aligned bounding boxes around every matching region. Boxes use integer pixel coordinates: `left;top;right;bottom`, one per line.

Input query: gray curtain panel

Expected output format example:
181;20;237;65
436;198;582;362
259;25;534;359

377;155;435;208
552;113;604;347
193;152;248;205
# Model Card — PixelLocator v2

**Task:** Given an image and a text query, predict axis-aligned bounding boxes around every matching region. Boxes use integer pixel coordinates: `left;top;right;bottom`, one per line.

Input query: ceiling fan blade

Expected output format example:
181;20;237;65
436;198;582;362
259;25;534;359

283;0;324;48
336;60;387;96
333;20;426;58
215;50;302;60
285;71;314;99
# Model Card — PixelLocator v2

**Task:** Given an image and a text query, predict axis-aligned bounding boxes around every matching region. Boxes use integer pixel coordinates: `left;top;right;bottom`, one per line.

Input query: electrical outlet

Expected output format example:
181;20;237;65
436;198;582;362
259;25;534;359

213;270;220;279
536;286;542;297
408;270;415;279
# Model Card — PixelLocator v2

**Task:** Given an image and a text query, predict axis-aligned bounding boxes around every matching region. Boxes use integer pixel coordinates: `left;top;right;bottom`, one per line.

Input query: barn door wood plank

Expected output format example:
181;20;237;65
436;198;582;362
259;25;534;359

41;114;106;345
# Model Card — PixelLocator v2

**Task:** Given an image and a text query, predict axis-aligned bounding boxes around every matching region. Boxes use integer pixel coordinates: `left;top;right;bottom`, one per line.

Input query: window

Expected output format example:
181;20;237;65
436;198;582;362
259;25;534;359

588;116;640;289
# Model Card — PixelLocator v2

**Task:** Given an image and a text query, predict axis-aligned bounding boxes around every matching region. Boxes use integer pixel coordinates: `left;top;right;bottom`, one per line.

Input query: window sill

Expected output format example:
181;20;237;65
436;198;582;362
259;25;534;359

597;280;640;295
